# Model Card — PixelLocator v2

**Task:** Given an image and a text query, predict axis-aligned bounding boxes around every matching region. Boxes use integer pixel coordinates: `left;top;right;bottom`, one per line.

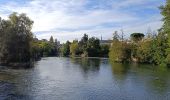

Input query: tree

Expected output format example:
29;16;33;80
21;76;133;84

0;12;34;63
61;41;70;57
50;36;54;43
54;38;60;56
130;33;145;60
151;30;168;64
79;34;88;54
100;44;109;57
87;37;101;57
146;27;153;39
31;37;59;58
110;30;131;62
160;0;170;65
113;31;119;41
70;40;79;57
40;41;56;56
136;40;153;63
130;33;145;42
109;40;131;62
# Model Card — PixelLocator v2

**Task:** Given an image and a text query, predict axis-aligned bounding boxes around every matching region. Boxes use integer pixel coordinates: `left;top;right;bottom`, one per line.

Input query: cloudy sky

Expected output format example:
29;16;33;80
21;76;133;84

0;0;165;43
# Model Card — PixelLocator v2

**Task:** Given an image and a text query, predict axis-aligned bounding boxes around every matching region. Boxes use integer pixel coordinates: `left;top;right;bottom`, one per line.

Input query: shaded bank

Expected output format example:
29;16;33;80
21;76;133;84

0;61;35;69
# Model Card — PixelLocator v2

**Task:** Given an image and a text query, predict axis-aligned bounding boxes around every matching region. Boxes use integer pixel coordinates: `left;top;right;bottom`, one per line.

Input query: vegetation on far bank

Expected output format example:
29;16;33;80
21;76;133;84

60;34;110;58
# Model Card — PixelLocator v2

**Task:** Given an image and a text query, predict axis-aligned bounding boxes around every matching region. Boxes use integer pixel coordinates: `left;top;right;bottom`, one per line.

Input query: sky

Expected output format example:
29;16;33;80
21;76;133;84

0;0;165;43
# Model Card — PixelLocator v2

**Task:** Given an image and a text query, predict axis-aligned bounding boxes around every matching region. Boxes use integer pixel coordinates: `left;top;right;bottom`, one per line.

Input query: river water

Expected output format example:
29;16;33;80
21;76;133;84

0;57;170;100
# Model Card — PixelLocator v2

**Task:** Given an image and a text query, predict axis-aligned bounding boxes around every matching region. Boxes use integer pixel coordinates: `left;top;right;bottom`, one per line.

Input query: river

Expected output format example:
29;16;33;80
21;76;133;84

0;57;170;100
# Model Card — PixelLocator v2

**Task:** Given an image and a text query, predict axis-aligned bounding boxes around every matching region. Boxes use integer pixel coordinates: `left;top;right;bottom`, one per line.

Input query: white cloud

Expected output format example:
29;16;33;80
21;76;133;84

0;0;164;43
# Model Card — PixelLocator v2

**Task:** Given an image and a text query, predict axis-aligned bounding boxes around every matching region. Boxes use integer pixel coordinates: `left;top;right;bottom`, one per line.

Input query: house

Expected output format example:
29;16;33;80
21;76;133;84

100;40;112;45
100;35;112;45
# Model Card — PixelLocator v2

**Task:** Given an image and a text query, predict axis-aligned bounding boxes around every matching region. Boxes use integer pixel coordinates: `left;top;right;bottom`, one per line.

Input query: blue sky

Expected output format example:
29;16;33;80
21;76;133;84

0;0;165;43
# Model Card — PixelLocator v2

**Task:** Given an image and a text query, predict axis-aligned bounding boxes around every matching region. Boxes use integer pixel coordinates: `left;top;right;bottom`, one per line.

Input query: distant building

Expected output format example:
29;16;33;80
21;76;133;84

41;39;48;42
33;38;39;42
100;35;112;45
100;40;112;45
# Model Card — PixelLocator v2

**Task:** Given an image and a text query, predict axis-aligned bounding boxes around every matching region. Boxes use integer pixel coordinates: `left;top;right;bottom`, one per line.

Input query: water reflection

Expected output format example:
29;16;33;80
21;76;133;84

110;62;129;75
71;58;100;73
0;58;170;100
109;62;130;91
110;62;170;99
149;66;170;95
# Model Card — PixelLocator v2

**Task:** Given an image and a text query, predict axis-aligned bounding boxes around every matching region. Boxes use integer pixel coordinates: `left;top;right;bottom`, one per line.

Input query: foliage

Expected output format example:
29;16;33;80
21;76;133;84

50;36;54;43
0;12;33;63
70;40;79;57
109;40;131;62
109;30;167;65
79;34;87;57
65;34;109;57
0;12;59;66
113;31;119;41
61;41;70;57
100;44;110;57
87;37;101;57
160;0;170;65
136;40;153;63
40;41;56;56
79;34;88;53
2;8;170;67
151;30;168;64
130;33;145;42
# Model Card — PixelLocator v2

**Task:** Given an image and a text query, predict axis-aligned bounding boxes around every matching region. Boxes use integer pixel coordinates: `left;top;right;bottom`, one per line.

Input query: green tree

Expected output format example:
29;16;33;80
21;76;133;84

79;34;88;54
136;40;153;63
70;40;79;57
130;33;145;61
109;40;131;62
160;0;170;65
130;33;145;42
151;30;168;65
87;37;101;57
61;41;70;57
113;31;119;41
100;44;109;57
0;12;34;64
50;36;54;43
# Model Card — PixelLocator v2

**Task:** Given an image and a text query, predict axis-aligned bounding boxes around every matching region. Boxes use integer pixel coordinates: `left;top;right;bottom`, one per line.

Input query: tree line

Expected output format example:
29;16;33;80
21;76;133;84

109;31;167;65
60;34;110;57
31;36;60;59
110;0;170;66
0;13;59;67
0;0;170;67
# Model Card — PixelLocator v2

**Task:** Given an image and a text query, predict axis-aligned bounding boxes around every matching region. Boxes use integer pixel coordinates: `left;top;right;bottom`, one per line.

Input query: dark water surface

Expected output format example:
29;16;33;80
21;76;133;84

0;57;170;100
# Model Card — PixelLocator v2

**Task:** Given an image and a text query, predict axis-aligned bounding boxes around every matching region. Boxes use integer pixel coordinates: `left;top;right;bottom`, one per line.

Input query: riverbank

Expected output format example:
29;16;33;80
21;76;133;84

70;56;109;59
0;62;34;69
